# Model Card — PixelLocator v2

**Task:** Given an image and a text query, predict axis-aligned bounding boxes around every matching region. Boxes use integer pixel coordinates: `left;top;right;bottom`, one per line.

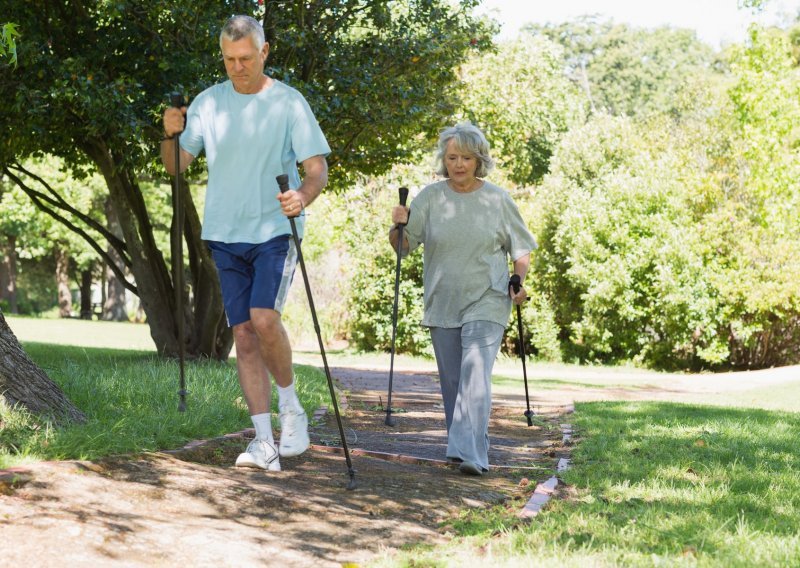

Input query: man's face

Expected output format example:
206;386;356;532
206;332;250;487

221;36;269;94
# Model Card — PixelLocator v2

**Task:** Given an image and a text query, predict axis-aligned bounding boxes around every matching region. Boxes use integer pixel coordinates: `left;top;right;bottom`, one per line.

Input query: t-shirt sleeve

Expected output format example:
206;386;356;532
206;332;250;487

179;99;204;158
403;187;429;255
502;193;537;261
290;95;331;163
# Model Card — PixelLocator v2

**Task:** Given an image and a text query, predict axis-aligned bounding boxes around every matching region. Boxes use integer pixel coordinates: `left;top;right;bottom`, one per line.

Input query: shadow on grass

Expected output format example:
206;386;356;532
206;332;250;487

550;401;800;554
4;343;331;466
429;401;800;568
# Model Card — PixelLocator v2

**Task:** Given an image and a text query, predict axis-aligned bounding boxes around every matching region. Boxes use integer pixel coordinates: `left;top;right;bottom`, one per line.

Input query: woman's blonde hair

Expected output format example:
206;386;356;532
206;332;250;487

434;122;495;178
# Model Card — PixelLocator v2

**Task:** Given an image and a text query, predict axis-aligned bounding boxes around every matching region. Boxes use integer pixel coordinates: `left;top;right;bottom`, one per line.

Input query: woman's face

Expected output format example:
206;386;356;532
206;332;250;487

443;139;478;183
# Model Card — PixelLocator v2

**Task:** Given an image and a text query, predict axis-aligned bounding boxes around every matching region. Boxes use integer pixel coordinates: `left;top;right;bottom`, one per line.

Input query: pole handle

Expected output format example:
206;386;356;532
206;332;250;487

399;186;409;206
170;92;183;108
276;173;290;193
509;273;521;294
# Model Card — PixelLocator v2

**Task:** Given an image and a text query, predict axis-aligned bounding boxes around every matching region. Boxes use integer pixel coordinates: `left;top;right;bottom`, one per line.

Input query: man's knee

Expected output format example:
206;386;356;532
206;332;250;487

250;308;285;339
233;322;260;353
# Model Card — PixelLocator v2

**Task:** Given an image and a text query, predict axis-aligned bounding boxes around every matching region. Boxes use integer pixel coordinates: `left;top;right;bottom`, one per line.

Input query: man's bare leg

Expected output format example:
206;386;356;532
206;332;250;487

246;307;309;457
232;319;283;470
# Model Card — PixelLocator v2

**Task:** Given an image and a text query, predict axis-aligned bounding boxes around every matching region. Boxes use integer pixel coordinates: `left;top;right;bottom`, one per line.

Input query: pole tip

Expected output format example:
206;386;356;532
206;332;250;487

524;409;534;426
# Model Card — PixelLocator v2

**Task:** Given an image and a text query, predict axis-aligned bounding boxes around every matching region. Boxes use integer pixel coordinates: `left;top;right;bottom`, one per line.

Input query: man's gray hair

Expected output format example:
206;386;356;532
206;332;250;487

220;15;265;50
434;122;495;178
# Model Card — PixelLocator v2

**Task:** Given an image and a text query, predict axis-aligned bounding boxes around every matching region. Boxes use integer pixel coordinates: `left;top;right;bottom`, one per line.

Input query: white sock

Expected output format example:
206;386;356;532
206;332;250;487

251;413;274;443
277;381;302;412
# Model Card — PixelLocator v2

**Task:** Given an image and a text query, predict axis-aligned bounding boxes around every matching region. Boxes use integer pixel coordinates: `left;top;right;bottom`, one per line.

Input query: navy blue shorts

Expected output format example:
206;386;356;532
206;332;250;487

207;236;298;327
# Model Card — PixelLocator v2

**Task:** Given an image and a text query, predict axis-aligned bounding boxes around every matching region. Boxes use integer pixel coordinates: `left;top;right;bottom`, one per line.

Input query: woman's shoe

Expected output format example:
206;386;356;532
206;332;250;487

458;461;483;476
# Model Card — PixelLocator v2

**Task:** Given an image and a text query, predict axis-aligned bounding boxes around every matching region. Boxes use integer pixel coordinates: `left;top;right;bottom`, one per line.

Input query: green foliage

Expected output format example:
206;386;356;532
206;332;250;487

526;17;720;119
0;22;18;65
281;191;354;346
343;177;431;356
10;257;58;314
2;157;107;265
713;26;800;368
1;1;493;183
261;0;496;190
349;240;430;355
457;36;585;186
533;24;800;370
504;290;563;363
535;113;724;368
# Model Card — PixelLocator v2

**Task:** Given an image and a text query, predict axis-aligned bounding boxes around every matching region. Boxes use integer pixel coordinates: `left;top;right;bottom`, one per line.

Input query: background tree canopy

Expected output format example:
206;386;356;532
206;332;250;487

0;0;492;360
1;1;798;374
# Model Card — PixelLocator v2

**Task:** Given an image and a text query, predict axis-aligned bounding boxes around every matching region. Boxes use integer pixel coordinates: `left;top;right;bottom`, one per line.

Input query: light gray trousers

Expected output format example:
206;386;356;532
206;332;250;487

429;320;505;472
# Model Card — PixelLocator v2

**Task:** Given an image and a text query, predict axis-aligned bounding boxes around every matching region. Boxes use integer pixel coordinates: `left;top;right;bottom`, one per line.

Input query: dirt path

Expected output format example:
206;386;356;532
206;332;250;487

0;367;570;567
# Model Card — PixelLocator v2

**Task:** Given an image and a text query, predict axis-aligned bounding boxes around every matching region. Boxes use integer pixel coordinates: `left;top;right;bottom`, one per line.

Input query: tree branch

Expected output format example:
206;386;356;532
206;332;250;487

2;167;138;295
7;162;130;256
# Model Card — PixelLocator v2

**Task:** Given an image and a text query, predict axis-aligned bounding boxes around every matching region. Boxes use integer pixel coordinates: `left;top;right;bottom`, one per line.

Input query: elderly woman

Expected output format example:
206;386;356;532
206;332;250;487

389;122;537;476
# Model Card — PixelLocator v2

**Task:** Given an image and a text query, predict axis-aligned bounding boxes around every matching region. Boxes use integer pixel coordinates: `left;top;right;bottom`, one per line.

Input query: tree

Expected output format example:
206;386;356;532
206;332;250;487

0;0;492;360
0;20;88;423
713;26;800;368
0;303;85;424
525;17;719;119
457;36;584;186
1;157;108;316
531;23;800;370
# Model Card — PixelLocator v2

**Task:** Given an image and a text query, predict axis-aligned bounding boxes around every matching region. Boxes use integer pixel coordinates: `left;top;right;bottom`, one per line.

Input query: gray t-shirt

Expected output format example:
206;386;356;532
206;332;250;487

404;180;537;328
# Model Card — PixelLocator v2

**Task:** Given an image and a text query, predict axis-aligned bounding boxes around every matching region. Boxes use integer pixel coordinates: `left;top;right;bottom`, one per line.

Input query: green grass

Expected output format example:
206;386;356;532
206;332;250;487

0;341;331;469
5;314;156;351
375;401;800;567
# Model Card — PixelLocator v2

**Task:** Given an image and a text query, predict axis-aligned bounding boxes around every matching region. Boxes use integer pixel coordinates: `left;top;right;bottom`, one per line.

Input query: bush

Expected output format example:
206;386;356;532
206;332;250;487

503;290;563;362
343;177;431;356
533;93;800;371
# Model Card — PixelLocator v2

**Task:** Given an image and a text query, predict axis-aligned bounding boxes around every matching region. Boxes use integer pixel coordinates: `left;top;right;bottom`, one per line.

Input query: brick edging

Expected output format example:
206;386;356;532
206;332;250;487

518;404;575;519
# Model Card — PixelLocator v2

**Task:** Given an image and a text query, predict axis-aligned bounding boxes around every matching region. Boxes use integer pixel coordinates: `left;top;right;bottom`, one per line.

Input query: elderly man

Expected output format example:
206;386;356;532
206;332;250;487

161;14;330;472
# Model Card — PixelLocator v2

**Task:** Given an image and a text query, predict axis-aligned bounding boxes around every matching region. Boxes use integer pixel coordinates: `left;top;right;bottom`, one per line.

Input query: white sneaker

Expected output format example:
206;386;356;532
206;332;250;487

235;438;281;471
278;406;310;457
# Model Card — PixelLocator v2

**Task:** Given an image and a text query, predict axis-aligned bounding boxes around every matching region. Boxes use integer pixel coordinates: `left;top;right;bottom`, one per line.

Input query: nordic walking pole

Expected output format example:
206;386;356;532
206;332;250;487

509;274;533;426
385;186;409;427
170;92;187;413
276;173;356;490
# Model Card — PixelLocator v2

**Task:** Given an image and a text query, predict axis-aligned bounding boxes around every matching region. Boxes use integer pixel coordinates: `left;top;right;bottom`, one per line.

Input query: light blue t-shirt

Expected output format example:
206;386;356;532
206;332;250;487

180;79;330;243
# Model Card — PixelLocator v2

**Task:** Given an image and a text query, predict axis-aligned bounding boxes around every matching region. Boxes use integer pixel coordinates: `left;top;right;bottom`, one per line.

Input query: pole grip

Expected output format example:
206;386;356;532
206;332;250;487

399;186;409;206
170;92;183;108
509;274;521;294
276;173;290;193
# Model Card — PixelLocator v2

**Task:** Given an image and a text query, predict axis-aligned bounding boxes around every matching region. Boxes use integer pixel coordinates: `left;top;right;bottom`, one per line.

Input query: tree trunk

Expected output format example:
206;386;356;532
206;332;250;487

102;198;129;322
0;235;19;314
54;246;73;318
83;140;232;359
79;268;93;320
0;309;86;423
180;176;234;359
